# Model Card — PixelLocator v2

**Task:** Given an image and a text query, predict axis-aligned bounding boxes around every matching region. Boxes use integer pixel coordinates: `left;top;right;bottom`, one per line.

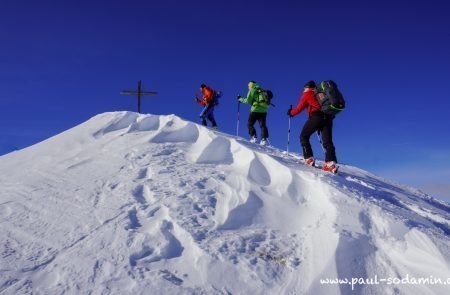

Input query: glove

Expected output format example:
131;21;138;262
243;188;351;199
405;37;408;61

237;95;242;100
287;109;293;117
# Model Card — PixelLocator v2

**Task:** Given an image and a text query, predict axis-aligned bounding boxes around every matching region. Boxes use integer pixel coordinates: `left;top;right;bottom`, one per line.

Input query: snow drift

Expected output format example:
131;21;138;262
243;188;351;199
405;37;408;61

1;111;449;294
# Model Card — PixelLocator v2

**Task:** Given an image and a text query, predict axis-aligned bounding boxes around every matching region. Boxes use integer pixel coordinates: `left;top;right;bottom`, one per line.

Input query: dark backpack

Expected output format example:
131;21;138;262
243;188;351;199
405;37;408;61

212;90;222;106
316;80;345;115
256;88;274;107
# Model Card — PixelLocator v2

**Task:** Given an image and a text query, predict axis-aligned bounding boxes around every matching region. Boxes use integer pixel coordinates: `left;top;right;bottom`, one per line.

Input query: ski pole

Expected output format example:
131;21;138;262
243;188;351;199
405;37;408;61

287;104;292;154
237;100;241;137
317;130;326;153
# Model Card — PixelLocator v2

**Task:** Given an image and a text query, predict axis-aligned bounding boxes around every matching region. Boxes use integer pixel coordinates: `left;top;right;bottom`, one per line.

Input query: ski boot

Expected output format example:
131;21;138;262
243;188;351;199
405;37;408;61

323;161;338;174
305;157;315;167
260;138;270;146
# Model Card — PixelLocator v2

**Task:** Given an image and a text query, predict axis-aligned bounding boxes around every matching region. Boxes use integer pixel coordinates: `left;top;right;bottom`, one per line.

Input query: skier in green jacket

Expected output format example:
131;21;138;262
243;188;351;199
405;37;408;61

237;81;270;145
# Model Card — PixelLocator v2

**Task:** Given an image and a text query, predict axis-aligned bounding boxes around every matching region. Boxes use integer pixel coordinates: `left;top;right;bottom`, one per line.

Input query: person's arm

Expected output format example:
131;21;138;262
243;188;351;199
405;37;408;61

196;97;206;105
290;92;308;117
239;88;256;105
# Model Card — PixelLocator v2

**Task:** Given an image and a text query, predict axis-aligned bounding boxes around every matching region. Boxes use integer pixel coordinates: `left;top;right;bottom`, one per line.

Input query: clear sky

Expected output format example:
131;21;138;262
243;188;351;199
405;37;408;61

1;0;449;201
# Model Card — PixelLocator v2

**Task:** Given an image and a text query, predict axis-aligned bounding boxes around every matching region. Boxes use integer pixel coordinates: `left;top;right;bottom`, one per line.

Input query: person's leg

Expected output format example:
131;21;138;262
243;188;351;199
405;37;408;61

247;112;258;138
257;113;269;139
207;108;217;128
321;117;337;162
300;115;322;159
200;105;208;126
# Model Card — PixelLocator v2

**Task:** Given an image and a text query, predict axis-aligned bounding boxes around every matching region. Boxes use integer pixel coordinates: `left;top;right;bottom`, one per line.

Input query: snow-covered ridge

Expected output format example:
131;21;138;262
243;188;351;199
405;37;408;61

1;111;449;294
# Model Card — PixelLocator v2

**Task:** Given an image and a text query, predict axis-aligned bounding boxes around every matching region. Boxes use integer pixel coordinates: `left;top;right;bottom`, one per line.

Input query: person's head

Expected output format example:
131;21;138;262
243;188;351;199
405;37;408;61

248;81;256;90
200;84;206;91
303;80;316;90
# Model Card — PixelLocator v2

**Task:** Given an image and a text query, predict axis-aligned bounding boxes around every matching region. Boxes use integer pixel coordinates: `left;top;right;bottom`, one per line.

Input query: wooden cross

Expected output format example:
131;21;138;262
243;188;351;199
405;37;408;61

120;80;158;113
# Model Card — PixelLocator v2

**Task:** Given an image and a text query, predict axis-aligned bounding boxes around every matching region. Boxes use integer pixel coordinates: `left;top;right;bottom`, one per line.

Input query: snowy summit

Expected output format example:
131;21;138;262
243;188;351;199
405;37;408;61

1;112;449;294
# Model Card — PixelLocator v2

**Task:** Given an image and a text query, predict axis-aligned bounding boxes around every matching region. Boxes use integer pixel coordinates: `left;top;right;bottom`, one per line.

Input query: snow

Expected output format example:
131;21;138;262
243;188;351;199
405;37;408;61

1;111;449;294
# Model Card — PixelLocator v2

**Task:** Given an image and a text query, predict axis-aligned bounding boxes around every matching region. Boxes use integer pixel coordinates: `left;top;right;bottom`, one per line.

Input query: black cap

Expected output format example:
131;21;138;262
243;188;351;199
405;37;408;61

200;84;206;88
304;80;316;88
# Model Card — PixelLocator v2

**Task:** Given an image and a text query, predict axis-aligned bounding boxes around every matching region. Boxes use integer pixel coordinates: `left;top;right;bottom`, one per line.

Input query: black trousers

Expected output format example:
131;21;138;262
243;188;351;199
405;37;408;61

247;112;269;139
300;111;337;162
201;105;217;127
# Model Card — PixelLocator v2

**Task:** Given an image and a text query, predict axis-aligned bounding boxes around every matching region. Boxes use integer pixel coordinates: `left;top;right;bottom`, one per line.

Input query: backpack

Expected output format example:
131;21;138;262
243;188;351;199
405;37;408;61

256;88;274;107
212;90;222;106
316;80;345;115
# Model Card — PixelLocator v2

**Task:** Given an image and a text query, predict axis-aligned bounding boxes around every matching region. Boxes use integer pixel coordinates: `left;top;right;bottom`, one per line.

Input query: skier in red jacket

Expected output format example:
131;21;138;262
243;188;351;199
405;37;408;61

196;84;218;129
288;81;338;173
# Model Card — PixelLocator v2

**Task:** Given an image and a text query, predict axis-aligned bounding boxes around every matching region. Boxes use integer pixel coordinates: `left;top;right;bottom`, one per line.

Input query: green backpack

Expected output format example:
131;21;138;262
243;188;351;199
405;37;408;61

256;88;274;107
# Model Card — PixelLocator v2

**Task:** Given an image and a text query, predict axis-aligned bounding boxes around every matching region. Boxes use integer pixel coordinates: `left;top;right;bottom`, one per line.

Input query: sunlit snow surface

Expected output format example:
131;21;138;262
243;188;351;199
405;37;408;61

1;112;449;294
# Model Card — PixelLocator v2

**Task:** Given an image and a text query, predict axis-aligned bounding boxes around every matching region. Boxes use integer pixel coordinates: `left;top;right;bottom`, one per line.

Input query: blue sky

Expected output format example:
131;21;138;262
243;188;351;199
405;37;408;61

1;0;449;201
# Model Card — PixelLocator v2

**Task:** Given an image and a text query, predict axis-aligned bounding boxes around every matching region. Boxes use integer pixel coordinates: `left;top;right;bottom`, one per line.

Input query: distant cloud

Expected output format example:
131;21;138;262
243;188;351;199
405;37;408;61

373;162;450;203
419;183;450;203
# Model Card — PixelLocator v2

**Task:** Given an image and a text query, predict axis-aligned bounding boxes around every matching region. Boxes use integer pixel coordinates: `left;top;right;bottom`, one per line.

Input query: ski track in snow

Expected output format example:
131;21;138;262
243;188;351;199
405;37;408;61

0;111;449;295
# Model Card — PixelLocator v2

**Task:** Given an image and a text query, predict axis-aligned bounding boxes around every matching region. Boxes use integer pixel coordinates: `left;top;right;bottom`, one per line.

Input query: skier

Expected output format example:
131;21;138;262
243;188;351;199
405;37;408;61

237;81;270;145
287;80;338;173
196;84;218;129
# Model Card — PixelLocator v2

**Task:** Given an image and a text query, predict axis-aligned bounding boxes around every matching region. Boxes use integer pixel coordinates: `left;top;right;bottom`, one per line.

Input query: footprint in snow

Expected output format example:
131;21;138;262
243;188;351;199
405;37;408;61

152;148;177;157
137;167;153;180
125;208;142;230
147;206;161;218
129;246;154;267
193;203;203;213
157;221;184;260
195;179;207;189
159;270;183;286
132;184;155;206
132;185;147;205
128;220;184;267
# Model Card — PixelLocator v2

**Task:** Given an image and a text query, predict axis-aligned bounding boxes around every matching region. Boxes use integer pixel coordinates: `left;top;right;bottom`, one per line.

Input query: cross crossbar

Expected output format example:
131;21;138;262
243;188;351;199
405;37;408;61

120;80;158;113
